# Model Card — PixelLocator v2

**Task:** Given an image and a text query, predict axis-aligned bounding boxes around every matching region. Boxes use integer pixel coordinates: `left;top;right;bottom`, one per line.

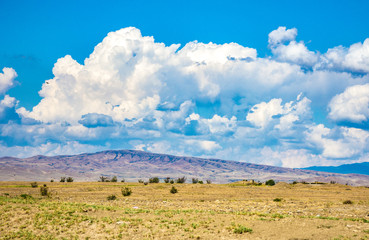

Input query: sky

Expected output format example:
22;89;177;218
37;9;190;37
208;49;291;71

1;0;369;168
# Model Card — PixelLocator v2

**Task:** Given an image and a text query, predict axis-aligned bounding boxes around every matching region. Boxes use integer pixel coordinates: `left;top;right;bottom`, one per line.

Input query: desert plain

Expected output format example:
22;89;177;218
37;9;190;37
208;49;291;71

1;181;369;240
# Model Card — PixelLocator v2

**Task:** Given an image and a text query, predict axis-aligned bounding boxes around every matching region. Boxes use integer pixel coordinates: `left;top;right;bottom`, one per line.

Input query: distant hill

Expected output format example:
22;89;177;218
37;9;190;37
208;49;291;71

1;149;369;185
303;162;369;176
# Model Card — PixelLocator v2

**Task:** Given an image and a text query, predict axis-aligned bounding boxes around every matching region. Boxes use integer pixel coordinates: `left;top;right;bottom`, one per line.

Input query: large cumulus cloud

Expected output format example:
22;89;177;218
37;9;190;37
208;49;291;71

2;26;369;168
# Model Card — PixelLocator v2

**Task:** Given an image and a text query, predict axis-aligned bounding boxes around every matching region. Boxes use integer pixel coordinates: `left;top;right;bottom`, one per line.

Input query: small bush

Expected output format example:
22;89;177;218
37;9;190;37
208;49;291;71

170;186;178;194
50;179;54;182
144;182;148;185
122;187;132;196
138;179;144;183
121;178;125;183
233;224;253;234
40;184;49;197
343;200;353;204
149;177;160;183
176;176;186;184
164;177;171;183
30;182;38;188
66;177;74;182
192;178;199;184
273;198;282;202
20;194;33;199
206;179;212;184
292;181;298;185
170;179;174;184
107;195;117;200
330;181;337;184
265;179;275;186
198;180;203;184
60;177;66;182
111;176;117;182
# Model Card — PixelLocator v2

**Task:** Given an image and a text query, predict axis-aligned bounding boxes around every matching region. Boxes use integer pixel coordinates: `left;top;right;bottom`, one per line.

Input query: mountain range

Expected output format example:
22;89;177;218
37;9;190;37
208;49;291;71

1;149;369;185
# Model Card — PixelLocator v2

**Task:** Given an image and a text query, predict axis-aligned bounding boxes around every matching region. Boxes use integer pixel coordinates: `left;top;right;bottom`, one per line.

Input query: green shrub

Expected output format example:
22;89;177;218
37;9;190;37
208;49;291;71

50;179;54;182
30;182;38;188
122;187;132;196
273;198;282;202
198;180;203;184
20;194;33;199
343;200;353;204
111;176;117;182
170;186;178;194
192;178;199;184
176;176;186;184
107;195;117;200
144;182;148;185
233;224;252;234
66;177;74;182
265;179;275;186
164;177;171;183
60;177;66;182
149;177;160;183
40;184;49;197
170;179;174;184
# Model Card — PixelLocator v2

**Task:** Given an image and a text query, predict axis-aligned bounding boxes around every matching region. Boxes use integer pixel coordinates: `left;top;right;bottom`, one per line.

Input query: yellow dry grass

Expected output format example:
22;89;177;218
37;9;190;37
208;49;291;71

0;181;369;239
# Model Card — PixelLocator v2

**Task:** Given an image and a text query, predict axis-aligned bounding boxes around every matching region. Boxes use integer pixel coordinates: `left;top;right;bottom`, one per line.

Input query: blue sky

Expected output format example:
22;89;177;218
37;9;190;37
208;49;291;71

1;0;369;168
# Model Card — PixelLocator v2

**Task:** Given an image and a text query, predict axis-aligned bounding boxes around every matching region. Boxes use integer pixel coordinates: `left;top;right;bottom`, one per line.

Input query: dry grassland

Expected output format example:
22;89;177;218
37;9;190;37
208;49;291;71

1;181;369;239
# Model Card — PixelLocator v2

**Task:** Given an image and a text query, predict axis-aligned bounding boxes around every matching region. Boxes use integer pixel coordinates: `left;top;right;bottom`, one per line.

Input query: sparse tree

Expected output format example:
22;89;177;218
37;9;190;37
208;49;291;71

265;179;275;186
164;177;171;183
111;176;117;182
192;178;199;184
60;177;66;182
66;177;74;182
149;177;160;183
176;176;186;184
206;179;212;184
99;176;108;182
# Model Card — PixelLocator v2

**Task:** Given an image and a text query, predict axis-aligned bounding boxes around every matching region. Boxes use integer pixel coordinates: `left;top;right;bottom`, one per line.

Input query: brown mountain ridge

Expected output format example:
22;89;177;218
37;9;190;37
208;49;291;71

1;149;369;185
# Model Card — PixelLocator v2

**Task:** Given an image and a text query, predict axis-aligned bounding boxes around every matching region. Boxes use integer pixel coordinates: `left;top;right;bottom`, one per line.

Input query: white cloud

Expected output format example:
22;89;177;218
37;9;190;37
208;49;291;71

269;27;318;66
246;94;311;129
3;26;369;168
0;141;105;158
328;83;369;123
306;124;369;158
0;68;17;94
268;27;297;47
271;41;318;66
317;38;369;73
184;139;221;152
0;95;17;117
247;98;284;128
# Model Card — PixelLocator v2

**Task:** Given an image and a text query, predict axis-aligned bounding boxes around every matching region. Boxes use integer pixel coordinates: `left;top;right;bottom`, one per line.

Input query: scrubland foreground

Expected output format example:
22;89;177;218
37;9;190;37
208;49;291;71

1;181;369;240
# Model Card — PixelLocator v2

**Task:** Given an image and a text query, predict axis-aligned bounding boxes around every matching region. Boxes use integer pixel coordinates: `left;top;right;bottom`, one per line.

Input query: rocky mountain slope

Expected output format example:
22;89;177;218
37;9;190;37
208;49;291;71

1;150;369;185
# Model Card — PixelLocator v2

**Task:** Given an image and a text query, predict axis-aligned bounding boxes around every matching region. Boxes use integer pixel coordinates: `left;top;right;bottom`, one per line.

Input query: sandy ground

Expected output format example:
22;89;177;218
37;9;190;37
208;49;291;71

0;181;369;239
